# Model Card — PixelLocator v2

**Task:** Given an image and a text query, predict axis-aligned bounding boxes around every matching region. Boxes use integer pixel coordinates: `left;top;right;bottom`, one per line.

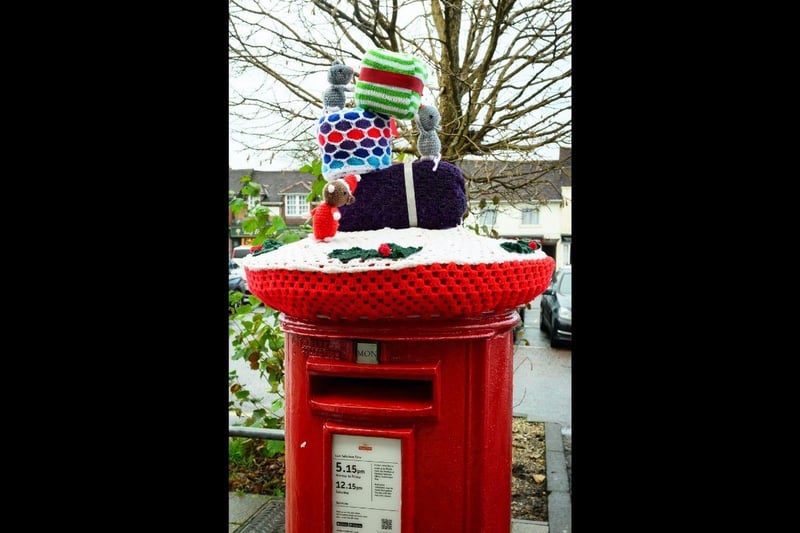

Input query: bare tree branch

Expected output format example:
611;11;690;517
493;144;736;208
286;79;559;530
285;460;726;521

230;0;571;202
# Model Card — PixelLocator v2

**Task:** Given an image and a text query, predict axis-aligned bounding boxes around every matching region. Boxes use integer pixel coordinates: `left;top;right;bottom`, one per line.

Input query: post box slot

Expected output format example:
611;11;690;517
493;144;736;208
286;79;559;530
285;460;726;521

307;357;439;379
309;375;436;418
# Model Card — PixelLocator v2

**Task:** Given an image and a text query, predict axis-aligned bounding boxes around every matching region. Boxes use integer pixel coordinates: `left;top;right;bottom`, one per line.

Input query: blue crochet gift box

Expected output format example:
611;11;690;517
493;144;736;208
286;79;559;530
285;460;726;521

317;107;394;181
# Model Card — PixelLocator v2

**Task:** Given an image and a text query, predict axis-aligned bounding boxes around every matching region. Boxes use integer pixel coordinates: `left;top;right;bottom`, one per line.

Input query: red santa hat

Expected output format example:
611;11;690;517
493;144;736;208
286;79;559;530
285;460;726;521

340;174;361;195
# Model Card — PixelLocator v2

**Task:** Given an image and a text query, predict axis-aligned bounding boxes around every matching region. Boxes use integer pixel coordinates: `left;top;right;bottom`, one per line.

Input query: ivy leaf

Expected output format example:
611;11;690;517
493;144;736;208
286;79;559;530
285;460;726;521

268;335;284;351
280;232;303;244
307;176;326;203
265;440;286;457
270;217;287;232
229;291;244;304
231;347;248;361
241;184;259;196
251;205;271;219
234;303;253;315
229;197;246;215
311;159;322;177
234;389;250;400
242;218;258;233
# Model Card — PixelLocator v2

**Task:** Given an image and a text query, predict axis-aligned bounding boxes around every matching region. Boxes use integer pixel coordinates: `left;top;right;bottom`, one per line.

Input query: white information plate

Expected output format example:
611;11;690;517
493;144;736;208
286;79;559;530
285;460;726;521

332;434;401;532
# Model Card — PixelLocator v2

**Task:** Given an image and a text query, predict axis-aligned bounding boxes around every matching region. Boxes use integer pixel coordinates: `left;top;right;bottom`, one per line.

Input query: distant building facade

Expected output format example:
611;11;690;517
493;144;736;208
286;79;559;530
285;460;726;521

228;168;318;253
459;147;572;268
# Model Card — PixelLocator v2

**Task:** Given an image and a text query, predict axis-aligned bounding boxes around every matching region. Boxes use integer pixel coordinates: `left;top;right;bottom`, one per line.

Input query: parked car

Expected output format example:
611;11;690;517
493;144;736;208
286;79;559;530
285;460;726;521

231;245;252;268
540;266;571;348
229;259;249;298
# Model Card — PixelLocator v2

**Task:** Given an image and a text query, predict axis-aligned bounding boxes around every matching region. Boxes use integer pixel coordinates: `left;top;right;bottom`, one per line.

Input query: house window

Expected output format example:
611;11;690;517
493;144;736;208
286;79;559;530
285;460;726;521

477;208;497;226
247;195;260;210
285;194;309;217
521;208;540;225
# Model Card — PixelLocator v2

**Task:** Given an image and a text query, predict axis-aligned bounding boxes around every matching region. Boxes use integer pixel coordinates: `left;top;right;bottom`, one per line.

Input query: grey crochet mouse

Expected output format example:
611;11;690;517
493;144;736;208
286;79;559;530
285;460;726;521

322;60;355;112
415;104;442;171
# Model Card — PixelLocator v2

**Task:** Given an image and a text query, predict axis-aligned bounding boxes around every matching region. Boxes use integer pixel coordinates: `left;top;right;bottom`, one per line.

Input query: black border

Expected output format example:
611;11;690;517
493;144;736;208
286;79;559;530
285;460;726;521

47;3;233;529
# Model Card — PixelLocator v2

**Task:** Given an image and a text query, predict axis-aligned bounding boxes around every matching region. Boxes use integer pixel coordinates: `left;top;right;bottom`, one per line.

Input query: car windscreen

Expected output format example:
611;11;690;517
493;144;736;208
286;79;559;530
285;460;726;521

233;248;251;259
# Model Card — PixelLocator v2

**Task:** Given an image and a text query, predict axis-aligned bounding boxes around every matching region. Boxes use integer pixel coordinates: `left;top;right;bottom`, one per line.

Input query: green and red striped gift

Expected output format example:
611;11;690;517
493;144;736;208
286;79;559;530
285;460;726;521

355;48;428;120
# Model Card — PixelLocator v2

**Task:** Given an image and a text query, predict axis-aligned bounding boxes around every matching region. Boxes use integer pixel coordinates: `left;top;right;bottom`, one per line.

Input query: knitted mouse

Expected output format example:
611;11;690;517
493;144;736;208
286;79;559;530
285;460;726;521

310;174;360;241
322;60;355;112
416;104;442;171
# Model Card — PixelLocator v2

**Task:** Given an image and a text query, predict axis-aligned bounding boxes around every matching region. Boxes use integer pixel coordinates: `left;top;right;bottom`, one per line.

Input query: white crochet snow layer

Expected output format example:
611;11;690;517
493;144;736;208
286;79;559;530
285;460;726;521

242;226;547;274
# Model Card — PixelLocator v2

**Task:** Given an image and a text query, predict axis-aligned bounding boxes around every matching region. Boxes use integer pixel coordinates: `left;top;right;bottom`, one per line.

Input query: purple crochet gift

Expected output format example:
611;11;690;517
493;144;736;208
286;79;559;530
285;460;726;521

338;159;467;231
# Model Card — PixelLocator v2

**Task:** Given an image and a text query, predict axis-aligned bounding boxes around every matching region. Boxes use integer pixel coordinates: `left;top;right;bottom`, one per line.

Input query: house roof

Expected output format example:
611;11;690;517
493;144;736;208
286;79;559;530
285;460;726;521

229;169;317;201
280;181;312;195
457;160;568;202
458;147;571;204
229;146;570;205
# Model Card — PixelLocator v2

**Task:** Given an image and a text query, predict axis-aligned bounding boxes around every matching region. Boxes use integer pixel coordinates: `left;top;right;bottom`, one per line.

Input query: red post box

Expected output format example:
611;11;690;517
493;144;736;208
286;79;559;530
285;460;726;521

281;312;519;533
243;226;555;532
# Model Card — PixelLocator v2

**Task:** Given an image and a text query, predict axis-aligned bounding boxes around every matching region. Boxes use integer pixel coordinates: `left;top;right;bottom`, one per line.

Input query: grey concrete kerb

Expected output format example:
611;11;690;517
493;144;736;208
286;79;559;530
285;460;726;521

545;422;572;533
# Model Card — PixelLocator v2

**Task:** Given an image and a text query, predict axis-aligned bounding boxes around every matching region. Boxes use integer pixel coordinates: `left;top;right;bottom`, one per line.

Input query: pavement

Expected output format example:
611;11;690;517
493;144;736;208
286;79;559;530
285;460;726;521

229;298;571;532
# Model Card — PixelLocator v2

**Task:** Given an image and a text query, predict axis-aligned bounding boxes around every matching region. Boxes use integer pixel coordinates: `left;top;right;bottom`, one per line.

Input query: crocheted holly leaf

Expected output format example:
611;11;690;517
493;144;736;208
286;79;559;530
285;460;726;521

251;239;284;256
500;239;541;254
328;243;423;263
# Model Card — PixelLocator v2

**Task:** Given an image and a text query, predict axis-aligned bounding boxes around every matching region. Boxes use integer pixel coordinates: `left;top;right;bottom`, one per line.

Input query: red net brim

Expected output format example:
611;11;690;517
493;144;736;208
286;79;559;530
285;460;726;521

245;256;555;321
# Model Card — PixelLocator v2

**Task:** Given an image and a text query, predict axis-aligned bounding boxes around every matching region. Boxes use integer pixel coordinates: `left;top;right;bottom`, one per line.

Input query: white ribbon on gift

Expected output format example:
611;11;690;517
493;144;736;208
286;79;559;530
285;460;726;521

403;160;418;227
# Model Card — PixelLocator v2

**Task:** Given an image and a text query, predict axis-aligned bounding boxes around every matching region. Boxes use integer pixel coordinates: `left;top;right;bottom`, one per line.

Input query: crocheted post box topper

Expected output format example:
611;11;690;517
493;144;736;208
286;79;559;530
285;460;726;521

310;174;360;242
317;107;394;181
354;48;428;120
242;226;556;321
338;159;467;232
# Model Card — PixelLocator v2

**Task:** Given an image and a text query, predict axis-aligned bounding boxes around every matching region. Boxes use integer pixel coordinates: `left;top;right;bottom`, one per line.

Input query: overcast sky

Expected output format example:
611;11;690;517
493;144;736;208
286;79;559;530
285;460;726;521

229;65;303;171
228;2;570;172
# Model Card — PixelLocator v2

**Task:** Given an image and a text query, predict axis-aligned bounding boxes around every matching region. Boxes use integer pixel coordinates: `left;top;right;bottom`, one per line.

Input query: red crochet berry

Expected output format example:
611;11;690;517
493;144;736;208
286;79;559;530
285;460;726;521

528;241;539;250
250;245;263;253
378;243;391;257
